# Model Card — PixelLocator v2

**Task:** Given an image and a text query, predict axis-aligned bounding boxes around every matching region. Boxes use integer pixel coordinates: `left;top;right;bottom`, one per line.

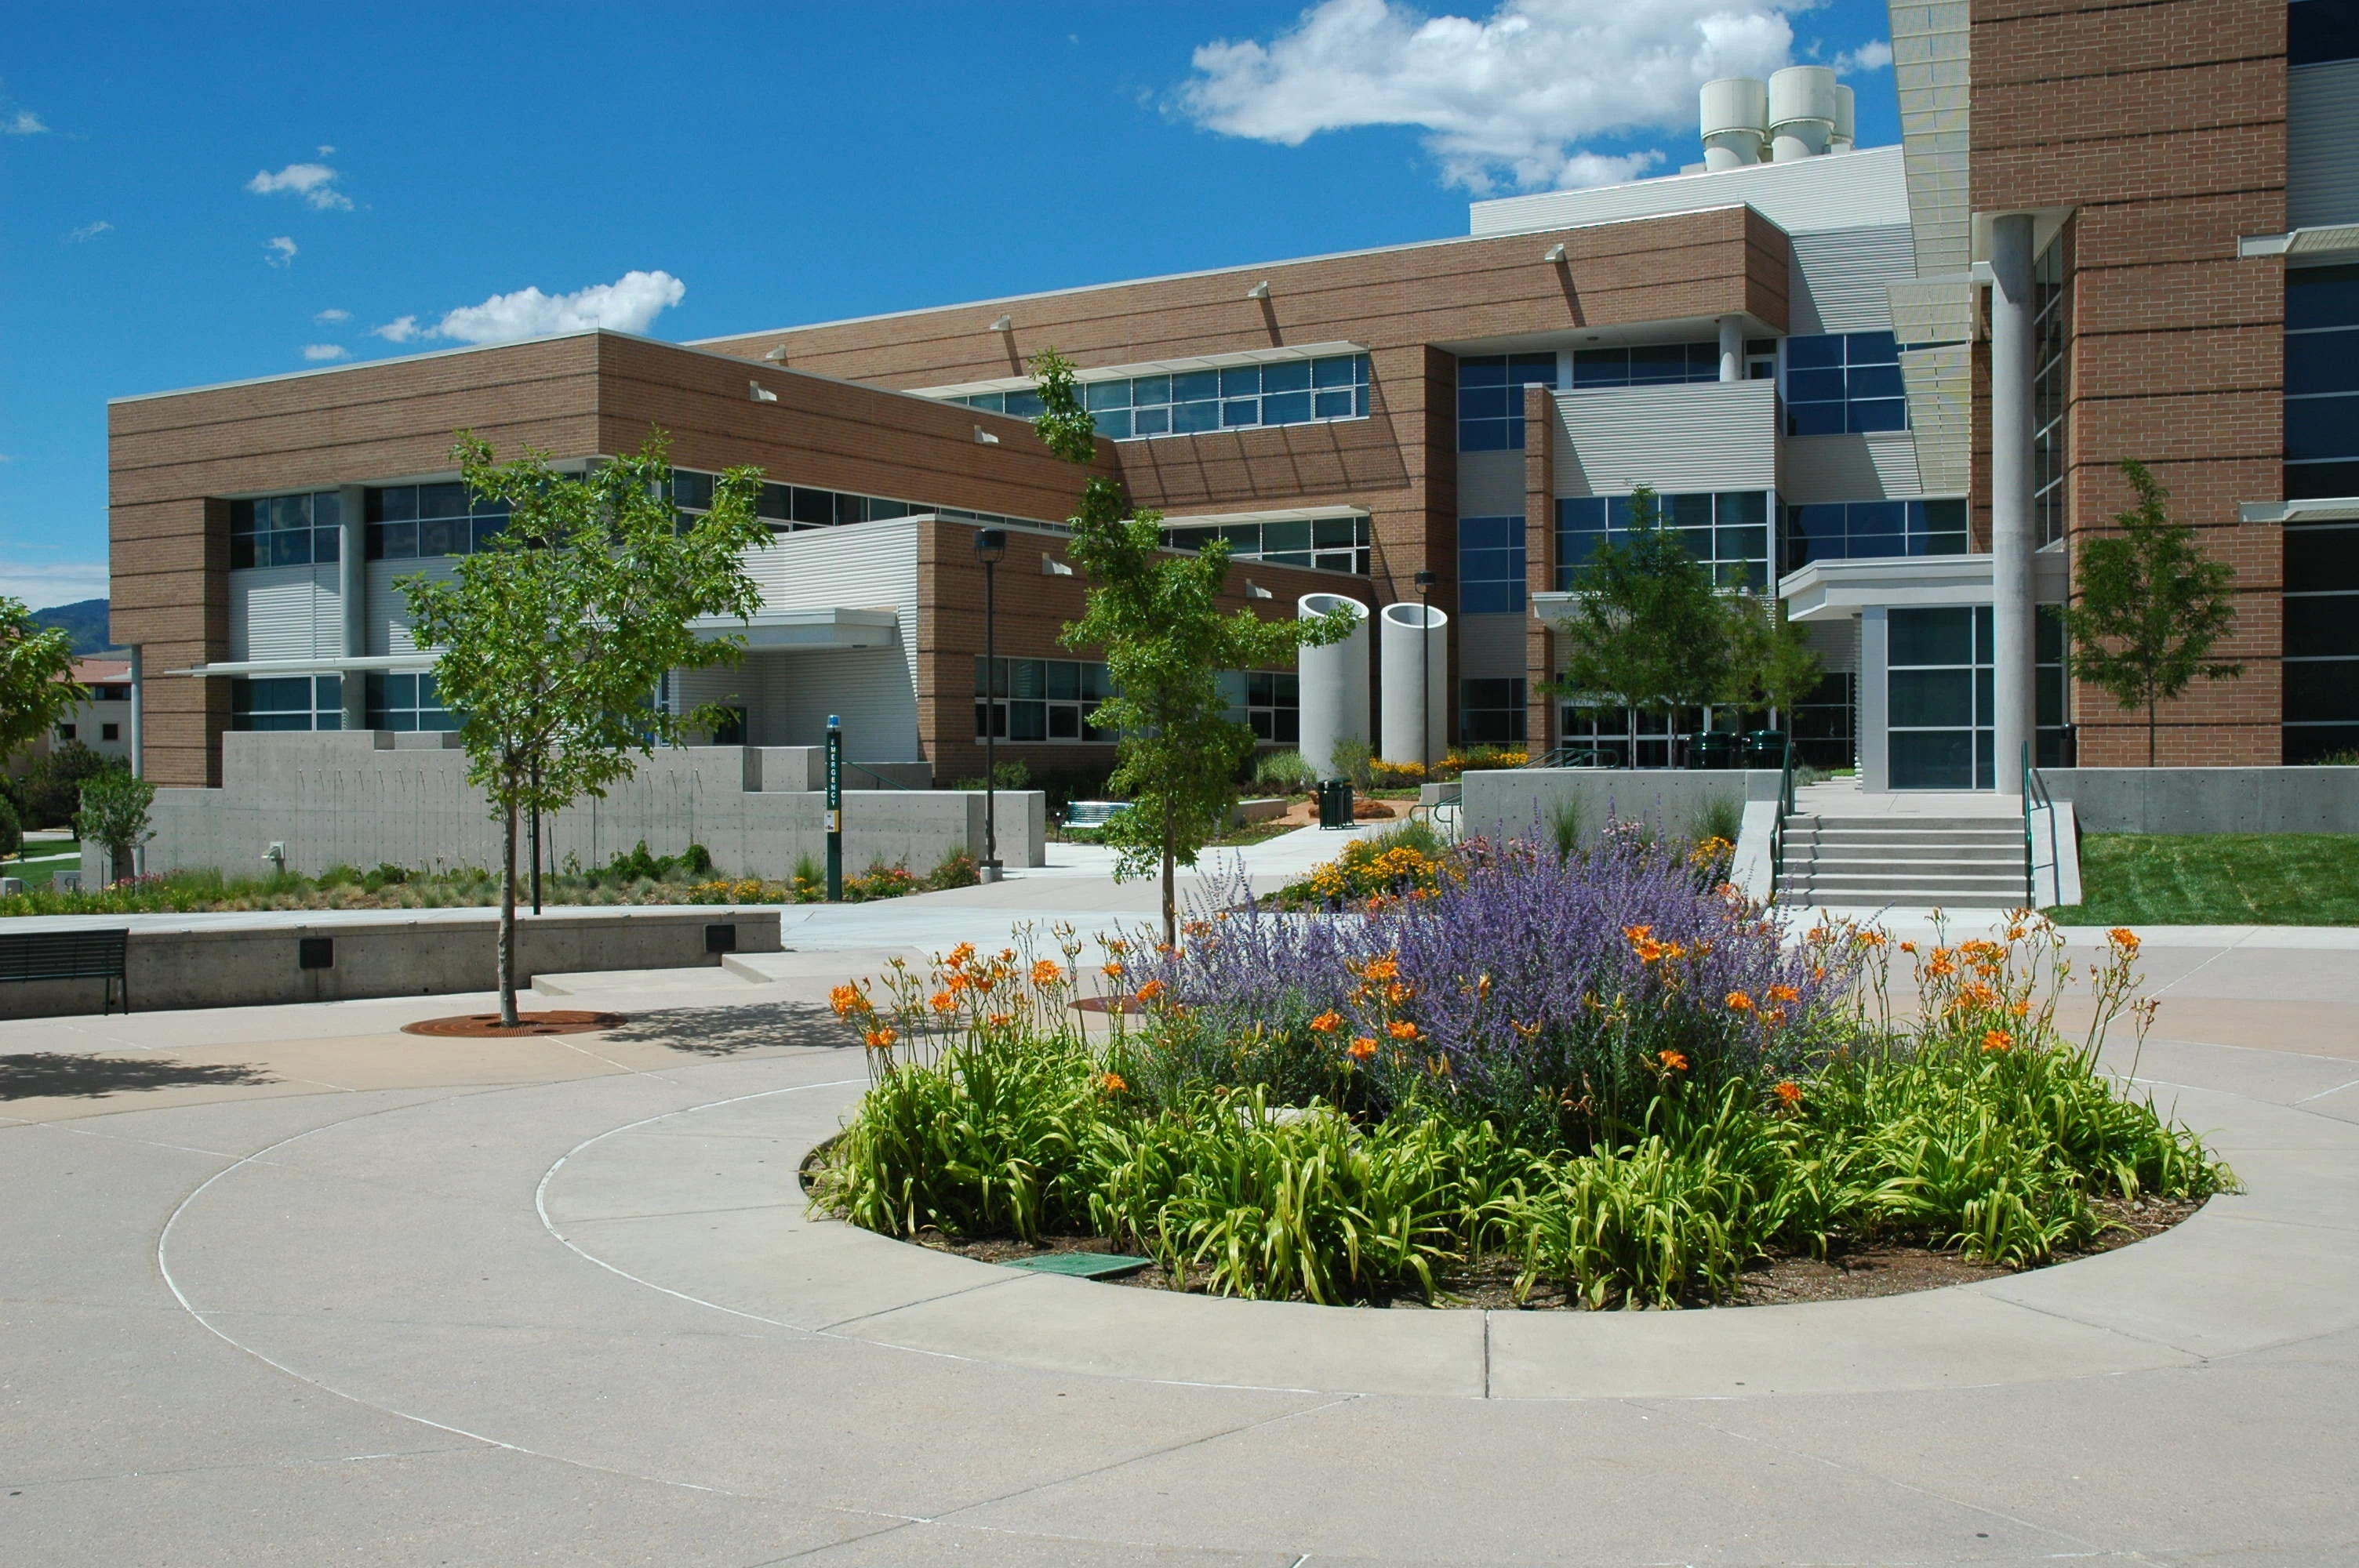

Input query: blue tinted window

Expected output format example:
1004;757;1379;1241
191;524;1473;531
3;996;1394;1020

1782;498;1971;572
2292;0;2359;66
1785;332;1912;437
1456;354;1558;451
1457;514;1525;613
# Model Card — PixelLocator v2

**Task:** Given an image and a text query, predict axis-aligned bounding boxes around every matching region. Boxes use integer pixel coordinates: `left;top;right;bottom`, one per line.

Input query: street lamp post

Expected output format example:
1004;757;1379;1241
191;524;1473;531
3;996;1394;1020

974;528;1007;884
1412;570;1437;781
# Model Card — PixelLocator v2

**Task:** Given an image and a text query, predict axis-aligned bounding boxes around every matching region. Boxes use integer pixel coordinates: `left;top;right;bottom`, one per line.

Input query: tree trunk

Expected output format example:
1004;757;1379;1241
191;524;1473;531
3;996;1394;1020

1160;797;1176;952
499;793;520;1028
2146;695;2157;768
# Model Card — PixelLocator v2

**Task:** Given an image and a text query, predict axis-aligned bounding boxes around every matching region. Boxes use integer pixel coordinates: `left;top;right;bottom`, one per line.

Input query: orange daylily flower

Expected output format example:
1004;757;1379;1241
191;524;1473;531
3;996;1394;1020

1982;1028;2014;1053
1387;1019;1419;1040
1309;1010;1343;1034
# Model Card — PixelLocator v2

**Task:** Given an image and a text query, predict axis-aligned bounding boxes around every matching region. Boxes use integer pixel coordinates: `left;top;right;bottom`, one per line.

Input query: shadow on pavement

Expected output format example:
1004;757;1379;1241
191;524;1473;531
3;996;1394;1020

600;1000;852;1058
0;1052;278;1101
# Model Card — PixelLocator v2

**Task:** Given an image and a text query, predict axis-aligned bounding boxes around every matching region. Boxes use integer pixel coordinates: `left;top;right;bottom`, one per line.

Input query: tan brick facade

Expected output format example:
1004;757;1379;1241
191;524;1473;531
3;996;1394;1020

1972;0;2289;765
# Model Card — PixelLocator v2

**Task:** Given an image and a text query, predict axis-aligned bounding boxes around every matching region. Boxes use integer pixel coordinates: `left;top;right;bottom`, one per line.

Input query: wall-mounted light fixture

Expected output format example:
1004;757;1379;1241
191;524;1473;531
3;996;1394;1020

973;425;1001;445
1542;242;1567;263
1245;280;1271;300
761;344;789;363
989;314;1013;333
748;382;779;403
1041;554;1074;577
1245;581;1274;600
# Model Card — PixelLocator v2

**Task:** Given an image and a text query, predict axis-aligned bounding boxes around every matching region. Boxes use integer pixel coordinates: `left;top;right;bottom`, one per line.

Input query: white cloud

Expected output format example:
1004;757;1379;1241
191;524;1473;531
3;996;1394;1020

3;108;48;136
264;235;298;267
370;315;422;343
246;161;353;211
314;307;351;324
1833;39;1892;73
426;270;686;345
67;220;112;242
0;561;110;607
1180;0;1798;192
1554;149;1665;188
317;143;336;155
301;343;349;361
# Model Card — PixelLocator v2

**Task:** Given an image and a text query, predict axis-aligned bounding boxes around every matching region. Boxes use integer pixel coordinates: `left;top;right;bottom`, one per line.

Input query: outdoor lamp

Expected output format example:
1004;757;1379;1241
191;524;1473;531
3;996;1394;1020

976;528;1007;884
1413;571;1437;781
973;528;1007;565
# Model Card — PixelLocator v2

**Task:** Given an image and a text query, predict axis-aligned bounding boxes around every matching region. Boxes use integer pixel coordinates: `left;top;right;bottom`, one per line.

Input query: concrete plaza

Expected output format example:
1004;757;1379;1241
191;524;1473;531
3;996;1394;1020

6;834;2359;1565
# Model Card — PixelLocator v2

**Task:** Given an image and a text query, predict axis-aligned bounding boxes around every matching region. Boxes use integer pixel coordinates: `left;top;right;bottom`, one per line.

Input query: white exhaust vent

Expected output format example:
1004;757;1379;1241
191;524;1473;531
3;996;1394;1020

1768;66;1841;162
1699;77;1769;171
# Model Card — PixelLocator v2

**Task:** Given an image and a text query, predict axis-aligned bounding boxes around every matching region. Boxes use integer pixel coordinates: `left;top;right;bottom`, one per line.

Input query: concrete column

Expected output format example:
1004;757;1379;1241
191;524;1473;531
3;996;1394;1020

1296;593;1369;777
1988;214;2037;796
1718;316;1744;383
1377;601;1448;767
126;644;141;779
1859;607;1889;793
339;484;367;729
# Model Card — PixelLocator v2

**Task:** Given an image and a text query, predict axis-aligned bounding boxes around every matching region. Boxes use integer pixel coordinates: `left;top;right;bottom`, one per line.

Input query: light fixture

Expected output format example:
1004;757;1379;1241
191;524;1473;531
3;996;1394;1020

975;528;1008;884
1245;582;1274;600
1041;554;1073;577
761;344;789;364
1245;280;1271;300
1543;242;1567;263
973;528;1007;566
748;381;778;403
989;314;1013;332
973;425;1001;445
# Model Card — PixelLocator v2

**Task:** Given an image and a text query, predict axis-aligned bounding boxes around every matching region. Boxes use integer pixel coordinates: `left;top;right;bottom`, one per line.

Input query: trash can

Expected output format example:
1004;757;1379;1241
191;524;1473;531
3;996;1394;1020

1694;731;1738;771
1318;778;1356;829
1742;730;1789;769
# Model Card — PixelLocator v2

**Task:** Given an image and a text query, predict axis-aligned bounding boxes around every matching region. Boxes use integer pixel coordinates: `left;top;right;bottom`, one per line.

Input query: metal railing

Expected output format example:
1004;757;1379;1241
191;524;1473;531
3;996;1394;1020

2021;742;2059;909
1768;735;1797;901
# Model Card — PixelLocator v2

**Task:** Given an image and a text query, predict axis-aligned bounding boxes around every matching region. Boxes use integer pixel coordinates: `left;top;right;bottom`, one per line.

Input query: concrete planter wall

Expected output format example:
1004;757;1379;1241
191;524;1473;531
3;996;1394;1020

1460;768;1783;849
2043;767;2359;834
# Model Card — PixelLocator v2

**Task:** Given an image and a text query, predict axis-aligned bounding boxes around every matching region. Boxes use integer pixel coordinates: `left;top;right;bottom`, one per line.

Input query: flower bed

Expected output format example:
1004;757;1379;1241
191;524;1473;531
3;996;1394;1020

808;833;2231;1309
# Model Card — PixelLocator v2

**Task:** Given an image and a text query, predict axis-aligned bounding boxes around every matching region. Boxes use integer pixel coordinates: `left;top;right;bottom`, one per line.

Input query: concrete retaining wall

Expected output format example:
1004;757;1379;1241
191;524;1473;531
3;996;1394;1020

123;733;1043;884
2044;767;2359;834
1461;768;1783;849
0;906;782;1018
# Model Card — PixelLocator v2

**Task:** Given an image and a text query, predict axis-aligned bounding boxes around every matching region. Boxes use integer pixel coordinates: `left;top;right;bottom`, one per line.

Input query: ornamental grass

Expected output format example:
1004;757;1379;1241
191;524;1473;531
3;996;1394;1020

809;832;2233;1308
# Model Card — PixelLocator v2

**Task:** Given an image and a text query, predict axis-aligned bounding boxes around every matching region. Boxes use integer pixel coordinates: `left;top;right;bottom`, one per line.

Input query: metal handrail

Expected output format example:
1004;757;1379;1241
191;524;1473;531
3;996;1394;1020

2020;742;2059;909
844;760;917;791
1768;734;1796;900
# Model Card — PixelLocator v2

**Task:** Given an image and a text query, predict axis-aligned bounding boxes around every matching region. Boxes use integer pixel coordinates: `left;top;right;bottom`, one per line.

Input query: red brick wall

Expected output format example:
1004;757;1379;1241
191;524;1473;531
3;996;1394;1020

1972;0;2288;765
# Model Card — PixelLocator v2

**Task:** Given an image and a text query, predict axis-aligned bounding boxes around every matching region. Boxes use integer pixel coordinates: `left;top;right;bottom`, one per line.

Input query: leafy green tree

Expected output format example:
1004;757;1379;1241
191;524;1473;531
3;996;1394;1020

1545;488;1728;759
1029;348;1353;946
1719;589;1822;730
2057;460;2242;766
401;431;769;1025
75;768;155;884
0;595;85;767
20;740;118;829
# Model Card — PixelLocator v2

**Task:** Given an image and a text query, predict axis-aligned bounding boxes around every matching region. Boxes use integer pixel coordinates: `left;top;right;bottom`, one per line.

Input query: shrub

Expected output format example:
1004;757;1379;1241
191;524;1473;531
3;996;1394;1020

1370;758;1427;789
0;792;20;862
1689;795;1743;846
20;741;117;829
1328;734;1376;789
926;846;981;890
1445;746;1528;775
1271;819;1456;909
1252;750;1318;793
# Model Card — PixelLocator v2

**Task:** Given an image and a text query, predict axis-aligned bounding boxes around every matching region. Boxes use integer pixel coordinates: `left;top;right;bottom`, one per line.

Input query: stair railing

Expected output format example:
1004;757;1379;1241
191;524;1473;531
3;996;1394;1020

1769;734;1797;901
2020;741;2058;909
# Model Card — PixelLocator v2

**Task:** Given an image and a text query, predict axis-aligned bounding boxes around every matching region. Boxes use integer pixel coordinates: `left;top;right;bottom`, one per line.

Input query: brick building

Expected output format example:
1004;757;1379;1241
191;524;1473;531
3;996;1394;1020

107;1;2358;799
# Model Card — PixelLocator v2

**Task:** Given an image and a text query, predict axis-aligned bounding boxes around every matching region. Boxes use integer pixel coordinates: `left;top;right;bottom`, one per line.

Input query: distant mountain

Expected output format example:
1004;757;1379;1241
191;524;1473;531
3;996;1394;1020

30;599;120;655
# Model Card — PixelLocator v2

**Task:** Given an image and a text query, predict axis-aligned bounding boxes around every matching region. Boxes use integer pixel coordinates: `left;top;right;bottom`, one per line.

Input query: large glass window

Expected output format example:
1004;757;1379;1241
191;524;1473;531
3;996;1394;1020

1558;492;1772;590
2032;240;2070;546
1220;670;1303;744
231;674;343;731
366;484;509;561
1161;516;1370;575
657;469;1049;535
2292;0;2359;66
1793;671;1857;771
2285;520;2359;760
1457;352;1559;451
1886;606;1992;789
954;353;1370;443
1783;499;1969;573
2286;263;2359;501
1572;342;1720;389
365;671;455;731
976;657;1115;743
1784;332;1908;437
1459;677;1527;746
1459;516;1527;614
230;492;341;570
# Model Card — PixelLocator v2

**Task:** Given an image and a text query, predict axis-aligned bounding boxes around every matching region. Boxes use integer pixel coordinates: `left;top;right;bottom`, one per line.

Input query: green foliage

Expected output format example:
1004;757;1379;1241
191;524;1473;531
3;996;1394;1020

1253;749;1318;793
73;767;154;876
0;595;85;768
792;855;824;900
955;760;1032;790
2048;833;2359;925
2057;460;2243;765
1719;590;1821;720
19;740;118;829
398;430;769;1021
1029;347;1354;942
591;839;714;885
0;792;20;861
1548;488;1727;724
1328;733;1376;789
1689;795;1744;847
929;845;981;889
1547;797;1583;859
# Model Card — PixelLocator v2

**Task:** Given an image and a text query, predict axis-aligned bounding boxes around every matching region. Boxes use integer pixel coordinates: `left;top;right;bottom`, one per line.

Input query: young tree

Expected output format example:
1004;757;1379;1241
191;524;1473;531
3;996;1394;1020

1545;488;1728;760
1029;348;1354;947
401;431;769;1025
2056;459;2243;766
1719;589;1822;731
74;768;154;884
0;596;85;767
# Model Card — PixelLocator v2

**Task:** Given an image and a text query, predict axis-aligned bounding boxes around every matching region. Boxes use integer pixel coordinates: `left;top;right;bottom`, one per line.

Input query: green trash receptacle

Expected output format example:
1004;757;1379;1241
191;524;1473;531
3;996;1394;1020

1318;779;1355;829
1742;730;1790;769
1695;731;1738;771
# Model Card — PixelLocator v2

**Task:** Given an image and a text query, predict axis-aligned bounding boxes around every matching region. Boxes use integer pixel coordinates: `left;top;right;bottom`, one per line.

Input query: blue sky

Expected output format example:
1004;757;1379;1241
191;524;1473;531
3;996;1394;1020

1;0;1897;609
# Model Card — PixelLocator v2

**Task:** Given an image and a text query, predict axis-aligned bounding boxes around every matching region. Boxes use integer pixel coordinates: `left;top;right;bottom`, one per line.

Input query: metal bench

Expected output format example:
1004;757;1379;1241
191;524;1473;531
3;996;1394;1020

1061;800;1133;840
0;928;130;1014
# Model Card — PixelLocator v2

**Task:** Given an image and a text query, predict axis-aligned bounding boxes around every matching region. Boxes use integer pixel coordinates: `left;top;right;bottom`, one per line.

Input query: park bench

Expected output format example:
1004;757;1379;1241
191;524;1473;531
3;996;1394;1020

0;928;130;1014
1061;800;1133;840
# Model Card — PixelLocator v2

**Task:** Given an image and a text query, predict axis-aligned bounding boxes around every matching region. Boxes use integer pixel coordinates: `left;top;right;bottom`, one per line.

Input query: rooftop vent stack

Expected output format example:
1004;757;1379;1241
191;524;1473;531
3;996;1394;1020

1699;77;1769;171
1768;66;1840;162
1830;83;1856;152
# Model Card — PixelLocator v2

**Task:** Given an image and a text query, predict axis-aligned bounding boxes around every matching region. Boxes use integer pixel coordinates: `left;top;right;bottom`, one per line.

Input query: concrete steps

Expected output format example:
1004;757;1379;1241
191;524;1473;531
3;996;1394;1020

1776;815;2030;909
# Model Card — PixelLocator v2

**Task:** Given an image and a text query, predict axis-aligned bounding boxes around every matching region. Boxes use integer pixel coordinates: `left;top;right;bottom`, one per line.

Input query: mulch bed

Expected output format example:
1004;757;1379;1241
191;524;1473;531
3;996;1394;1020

896;1193;2206;1310
401;1011;627;1038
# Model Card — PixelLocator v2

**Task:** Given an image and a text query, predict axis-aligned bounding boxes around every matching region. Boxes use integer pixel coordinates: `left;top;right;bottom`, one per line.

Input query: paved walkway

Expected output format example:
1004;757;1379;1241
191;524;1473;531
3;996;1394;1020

5;906;2359;1565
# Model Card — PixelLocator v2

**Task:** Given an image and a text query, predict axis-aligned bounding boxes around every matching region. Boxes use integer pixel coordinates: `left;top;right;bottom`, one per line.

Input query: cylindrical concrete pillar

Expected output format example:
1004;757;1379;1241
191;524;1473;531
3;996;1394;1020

1989;212;2038;796
1378;601;1448;768
1297;593;1370;777
1718;316;1744;383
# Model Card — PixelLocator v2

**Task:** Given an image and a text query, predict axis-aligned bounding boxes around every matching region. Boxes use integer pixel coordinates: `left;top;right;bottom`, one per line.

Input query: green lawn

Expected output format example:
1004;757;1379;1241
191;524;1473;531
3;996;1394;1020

2048;833;2359;925
5;840;83;887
